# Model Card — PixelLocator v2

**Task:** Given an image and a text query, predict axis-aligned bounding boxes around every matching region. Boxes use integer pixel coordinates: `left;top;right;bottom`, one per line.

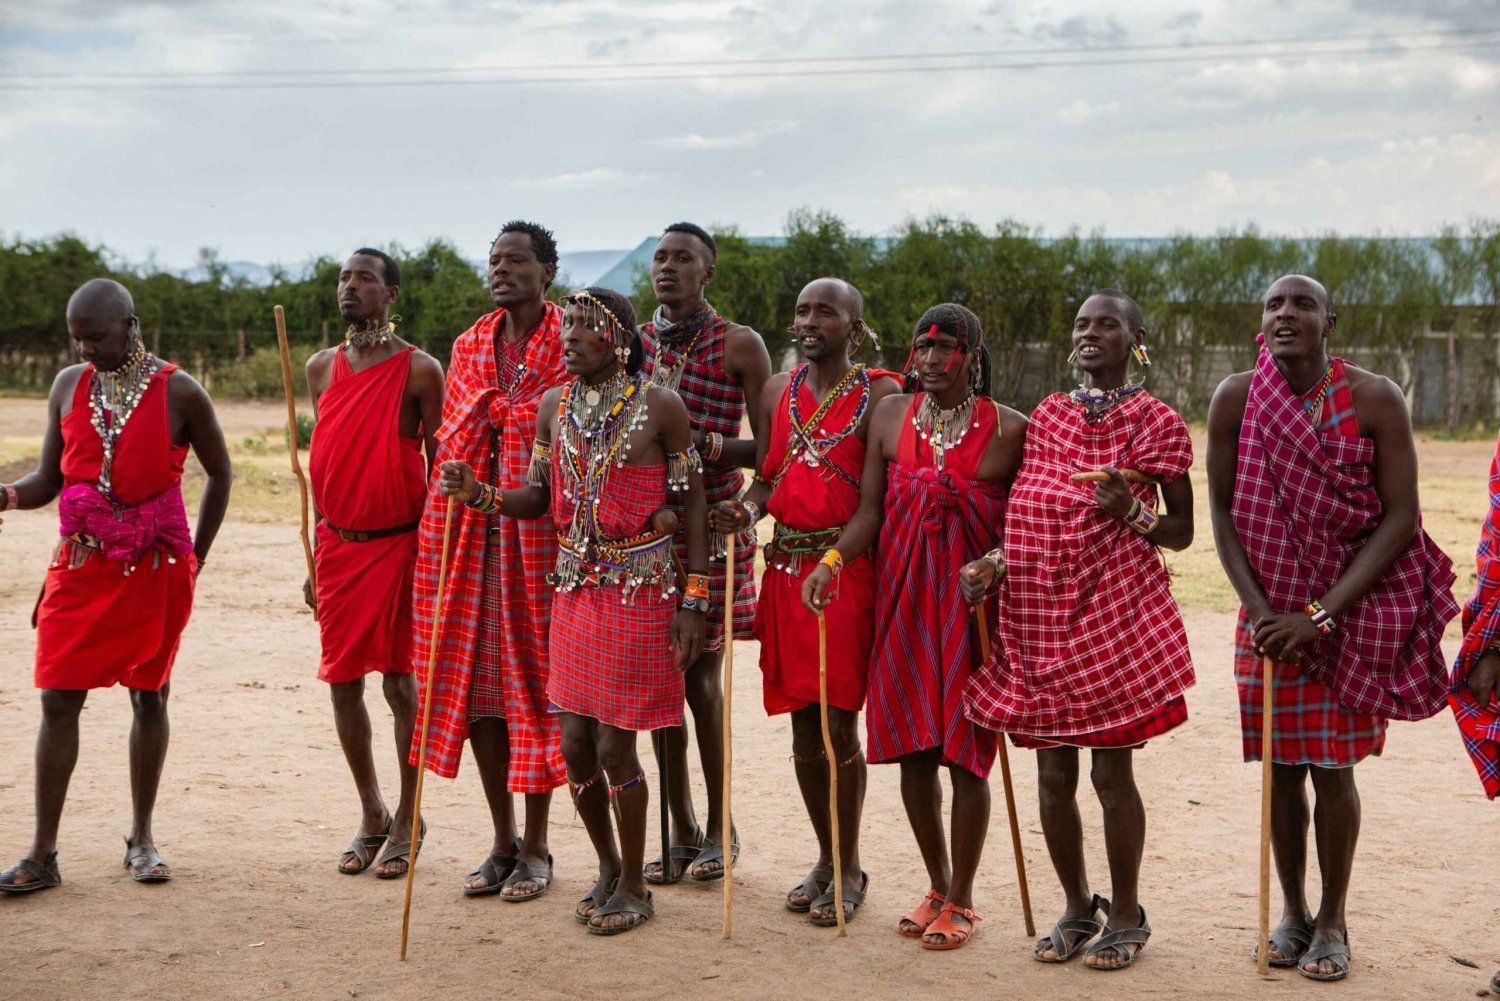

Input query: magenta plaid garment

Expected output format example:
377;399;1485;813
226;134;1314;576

963;391;1195;738
640;313;756;649
1450;428;1500;798
1231;345;1457;722
410;304;567;786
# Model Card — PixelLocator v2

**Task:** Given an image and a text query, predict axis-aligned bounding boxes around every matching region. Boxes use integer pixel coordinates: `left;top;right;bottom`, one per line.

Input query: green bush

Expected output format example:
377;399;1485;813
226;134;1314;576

212;345;314;399
285;411;315;449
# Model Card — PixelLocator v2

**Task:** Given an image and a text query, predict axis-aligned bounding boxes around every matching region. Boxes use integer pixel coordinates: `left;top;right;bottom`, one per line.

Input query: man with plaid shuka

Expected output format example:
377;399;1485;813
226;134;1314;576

1207;274;1457;983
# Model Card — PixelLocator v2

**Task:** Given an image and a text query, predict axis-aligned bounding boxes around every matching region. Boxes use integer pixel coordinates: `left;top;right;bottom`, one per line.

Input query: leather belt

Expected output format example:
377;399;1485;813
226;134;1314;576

324;519;420;543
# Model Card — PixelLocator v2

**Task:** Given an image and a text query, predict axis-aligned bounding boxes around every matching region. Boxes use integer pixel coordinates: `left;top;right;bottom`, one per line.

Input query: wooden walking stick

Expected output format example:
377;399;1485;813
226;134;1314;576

1257;654;1274;976
274;305;317;623
722;535;736;939
400;498;456;960
816;611;847;936
975;603;1036;937
1069;468;1157;485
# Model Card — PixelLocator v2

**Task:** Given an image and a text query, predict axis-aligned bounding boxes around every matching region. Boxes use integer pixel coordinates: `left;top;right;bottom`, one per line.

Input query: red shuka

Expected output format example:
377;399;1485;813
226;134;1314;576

35;365;195;692
309;348;426;685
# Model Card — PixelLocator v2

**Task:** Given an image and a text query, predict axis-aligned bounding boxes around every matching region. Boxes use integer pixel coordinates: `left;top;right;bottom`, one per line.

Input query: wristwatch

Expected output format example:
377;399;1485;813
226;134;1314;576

681;595;710;613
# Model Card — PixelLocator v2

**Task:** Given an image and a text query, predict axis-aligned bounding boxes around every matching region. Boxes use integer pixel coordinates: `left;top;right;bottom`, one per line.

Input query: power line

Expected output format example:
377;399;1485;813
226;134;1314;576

5;27;1496;80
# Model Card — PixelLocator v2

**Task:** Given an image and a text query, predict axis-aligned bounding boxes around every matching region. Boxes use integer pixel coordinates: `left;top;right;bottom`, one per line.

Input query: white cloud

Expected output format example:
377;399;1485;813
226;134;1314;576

1057;98;1120;123
514;168;660;191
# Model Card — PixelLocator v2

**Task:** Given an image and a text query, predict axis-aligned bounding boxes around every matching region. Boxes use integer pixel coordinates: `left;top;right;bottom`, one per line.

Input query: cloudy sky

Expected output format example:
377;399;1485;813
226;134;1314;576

2;0;1496;270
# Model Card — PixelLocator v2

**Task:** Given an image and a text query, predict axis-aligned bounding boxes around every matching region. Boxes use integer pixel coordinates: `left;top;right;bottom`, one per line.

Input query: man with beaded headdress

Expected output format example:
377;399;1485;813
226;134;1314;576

409;221;569;902
1207;274;1455;981
712;277;901;927
803;303;1027;950
961;289;1195;971
440;285;708;935
638;222;771;885
0;278;232;893
301;248;444;879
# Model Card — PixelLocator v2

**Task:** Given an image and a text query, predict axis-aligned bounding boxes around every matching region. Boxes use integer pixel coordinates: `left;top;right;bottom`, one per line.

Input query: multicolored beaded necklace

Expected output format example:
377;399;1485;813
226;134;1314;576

913;390;979;470
784;363;869;472
1300;364;1336;420
1068;382;1145;423
88;336;157;502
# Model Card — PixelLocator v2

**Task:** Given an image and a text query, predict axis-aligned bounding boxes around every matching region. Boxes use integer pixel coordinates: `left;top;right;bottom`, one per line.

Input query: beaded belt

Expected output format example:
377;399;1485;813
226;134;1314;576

52;532;182;574
764;524;844;575
322;519;420;543
548;527;677;596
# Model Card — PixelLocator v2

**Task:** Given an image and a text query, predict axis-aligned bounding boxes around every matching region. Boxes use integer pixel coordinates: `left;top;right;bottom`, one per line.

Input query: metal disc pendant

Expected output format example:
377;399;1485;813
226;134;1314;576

585;389;601;407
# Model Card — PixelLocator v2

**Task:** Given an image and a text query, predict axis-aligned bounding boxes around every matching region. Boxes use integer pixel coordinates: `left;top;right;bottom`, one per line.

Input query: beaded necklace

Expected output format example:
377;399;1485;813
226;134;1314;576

784;363;869;472
1300;364;1336;420
647;327;707;393
344;318;397;349
556;369;647;533
88;337;158;502
913;390;979;470
1068;382;1145;423
647;301;716;393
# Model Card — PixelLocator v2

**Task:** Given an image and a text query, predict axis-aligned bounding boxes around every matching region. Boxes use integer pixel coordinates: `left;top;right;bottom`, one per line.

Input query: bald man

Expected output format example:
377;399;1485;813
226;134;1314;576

712;278;900;927
0;279;232;893
1207;274;1456;980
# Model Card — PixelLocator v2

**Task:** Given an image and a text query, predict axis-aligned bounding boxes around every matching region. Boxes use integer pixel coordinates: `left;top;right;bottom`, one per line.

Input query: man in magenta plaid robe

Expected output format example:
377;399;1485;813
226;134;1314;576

1207;274;1457;982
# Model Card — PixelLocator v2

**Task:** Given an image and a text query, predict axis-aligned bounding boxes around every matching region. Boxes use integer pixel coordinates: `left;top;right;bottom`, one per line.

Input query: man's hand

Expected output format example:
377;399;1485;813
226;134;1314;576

672;608;705;671
1467;649;1500;706
802;564;834;612
1252;612;1322;663
302;574;316;611
1092;465;1135;520
710;499;751;535
438;460;479;503
960;558;1003;605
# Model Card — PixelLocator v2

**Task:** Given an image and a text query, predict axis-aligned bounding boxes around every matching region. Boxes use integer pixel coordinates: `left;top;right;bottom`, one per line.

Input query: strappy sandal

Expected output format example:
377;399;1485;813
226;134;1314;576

922;901;982;951
338;815;392;875
499;853;554;902
1084;905;1152;971
898;889;946;938
644;826;706;885
1253;914;1314;968
0;852;61;893
587;890;654;936
576;878;616;925
462;837;521;897
373;819;425;880
123;838;172;883
1297;932;1351;982
1034;893;1109;963
686;837;740;882
786;863;833;913
809;871;869;927
1489;970;1500;995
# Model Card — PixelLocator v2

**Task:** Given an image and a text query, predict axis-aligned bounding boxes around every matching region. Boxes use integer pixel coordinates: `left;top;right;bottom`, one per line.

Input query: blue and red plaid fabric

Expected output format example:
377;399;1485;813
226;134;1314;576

867;396;1003;778
1450;428;1500;798
640;313;756;649
546;460;683;731
963;391;1196;740
1229;345;1457;724
410;304;567;786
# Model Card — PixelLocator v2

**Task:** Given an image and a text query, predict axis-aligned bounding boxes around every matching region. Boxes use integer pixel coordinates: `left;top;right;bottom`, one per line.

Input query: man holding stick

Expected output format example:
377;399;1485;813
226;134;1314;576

303;249;443;878
713;277;901;927
0;278;232;892
1206;273;1457;981
803;304;1027;949
439;287;708;935
410;221;569;901
639;222;771;885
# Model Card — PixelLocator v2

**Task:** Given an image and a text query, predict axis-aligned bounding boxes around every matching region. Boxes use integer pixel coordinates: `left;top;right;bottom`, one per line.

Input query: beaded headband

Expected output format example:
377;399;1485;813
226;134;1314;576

568;289;627;344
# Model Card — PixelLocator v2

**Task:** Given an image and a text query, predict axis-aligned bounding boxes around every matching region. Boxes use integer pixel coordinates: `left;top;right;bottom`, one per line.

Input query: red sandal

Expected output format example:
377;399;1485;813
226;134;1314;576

921;901;981;951
897;889;946;938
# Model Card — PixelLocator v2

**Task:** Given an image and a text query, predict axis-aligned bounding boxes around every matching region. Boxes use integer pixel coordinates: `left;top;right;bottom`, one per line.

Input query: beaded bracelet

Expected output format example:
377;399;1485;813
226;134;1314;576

1128;504;1159;536
0;483;16;512
742;500;762;526
705;432;725;462
466;482;503;515
819;548;844;576
1305;600;1336;635
979;547;1005;573
685;573;711;600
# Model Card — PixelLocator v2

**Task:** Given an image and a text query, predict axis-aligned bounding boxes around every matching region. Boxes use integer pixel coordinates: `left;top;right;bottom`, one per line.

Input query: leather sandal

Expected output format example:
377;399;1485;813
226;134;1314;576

576;878;616;925
462;837;521;897
0;852;61;893
644;826;706;885
587;890;654;936
1034;894;1109;963
1084;905;1152;971
338;815;392;875
921;901;981;951
1297;931;1351;982
1253;913;1313;968
809;871;868;927
786;863;833;913
898;889;946;938
499;853;553;902
123;838;172;883
373;819;425;880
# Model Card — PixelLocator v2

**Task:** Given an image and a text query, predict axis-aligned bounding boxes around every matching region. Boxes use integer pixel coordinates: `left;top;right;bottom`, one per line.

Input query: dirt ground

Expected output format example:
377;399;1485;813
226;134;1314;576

2;397;1498;1001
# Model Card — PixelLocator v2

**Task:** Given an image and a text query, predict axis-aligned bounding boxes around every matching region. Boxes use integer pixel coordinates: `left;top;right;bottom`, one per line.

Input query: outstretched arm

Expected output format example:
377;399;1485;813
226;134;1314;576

176;372;233;565
437;390;556;519
0;367;72;517
709;370;786;535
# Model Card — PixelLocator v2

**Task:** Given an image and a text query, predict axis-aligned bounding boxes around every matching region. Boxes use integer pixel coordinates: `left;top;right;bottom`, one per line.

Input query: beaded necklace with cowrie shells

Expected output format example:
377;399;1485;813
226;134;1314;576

88;338;158;502
913;390;979;470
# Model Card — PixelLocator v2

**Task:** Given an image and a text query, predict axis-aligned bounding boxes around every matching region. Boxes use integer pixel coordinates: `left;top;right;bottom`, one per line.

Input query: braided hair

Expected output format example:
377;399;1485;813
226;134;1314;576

567;286;643;374
904;303;990;398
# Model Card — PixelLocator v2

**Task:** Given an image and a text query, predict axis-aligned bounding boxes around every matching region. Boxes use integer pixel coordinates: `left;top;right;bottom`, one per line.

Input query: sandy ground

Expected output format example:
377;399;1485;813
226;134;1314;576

2;397;1498;1001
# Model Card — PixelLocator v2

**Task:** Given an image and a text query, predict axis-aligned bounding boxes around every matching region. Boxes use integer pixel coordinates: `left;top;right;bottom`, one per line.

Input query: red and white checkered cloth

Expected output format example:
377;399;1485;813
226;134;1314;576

1451;428;1500;798
409;304;567;786
963;391;1196;739
1230;345;1457;723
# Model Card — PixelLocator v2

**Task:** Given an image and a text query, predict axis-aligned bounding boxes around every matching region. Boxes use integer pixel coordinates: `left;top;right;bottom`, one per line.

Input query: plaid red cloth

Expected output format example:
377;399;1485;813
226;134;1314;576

1010;695;1187;750
963;390;1195;739
1450;427;1500;798
1229;345;1457;724
410;304;567;787
640;313;756;649
546;461;683;731
867;396;1004;777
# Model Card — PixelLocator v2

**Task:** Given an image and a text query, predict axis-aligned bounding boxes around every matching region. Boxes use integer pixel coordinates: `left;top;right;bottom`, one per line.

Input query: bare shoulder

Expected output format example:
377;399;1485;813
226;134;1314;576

1346;367;1410;429
645;384;690;420
995;401;1028;439
869;369;903;398
1207;371;1252;423
538;384;564;412
408;346;445;384
723;321;766;350
306;345;339;376
764;369;792;398
167;366;212;402
873;391;911;422
51;363;88;400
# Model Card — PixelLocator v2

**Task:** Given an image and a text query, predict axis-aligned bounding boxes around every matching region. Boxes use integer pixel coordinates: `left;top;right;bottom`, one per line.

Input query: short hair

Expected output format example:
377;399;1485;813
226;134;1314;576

349;247;400;287
1091;288;1143;332
908;302;990;397
662;221;717;262
495;220;559;271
